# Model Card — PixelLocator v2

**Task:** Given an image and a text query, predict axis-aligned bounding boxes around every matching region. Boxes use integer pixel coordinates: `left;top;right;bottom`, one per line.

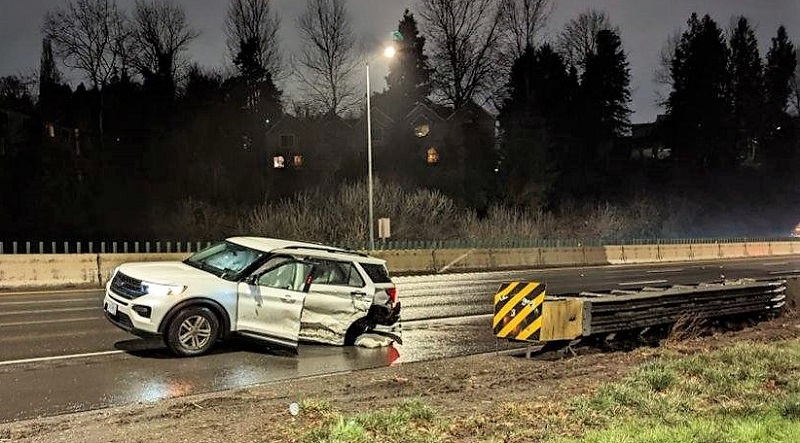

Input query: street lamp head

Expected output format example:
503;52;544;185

383;45;396;59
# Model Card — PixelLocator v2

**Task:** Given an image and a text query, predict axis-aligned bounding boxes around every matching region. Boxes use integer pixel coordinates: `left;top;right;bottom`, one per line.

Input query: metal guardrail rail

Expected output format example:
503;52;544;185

577;280;787;336
1;237;798;254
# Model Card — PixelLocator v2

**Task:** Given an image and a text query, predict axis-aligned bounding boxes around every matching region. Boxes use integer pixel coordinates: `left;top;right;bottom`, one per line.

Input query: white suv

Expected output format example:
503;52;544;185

103;237;401;356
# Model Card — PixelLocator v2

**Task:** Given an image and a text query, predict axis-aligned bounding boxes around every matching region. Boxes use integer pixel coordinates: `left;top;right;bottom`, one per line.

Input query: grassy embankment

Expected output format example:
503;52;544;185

287;340;800;443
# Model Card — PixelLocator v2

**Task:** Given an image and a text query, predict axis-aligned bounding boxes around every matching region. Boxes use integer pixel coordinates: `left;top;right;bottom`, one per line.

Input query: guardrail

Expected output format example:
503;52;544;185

1;239;799;291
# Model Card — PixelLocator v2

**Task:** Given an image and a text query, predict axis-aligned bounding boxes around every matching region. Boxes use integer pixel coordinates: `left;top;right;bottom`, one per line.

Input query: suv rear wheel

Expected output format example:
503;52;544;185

165;306;219;356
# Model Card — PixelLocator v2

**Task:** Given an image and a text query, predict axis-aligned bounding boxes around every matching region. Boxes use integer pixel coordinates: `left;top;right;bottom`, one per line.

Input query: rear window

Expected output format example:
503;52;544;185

361;263;392;284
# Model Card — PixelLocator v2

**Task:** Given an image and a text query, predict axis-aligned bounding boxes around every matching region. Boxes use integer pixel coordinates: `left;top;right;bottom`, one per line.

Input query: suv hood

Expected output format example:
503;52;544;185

117;261;219;285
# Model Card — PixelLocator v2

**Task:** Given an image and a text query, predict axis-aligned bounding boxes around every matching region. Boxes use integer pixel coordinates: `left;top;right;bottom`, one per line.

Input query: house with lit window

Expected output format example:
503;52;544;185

263;99;496;204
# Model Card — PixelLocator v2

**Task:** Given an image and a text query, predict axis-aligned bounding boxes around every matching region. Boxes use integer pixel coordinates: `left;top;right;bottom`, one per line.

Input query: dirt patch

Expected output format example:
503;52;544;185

2;312;799;443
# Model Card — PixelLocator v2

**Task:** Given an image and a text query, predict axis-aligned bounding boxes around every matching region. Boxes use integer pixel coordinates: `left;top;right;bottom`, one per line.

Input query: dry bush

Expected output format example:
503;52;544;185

665;314;707;344
457;205;556;242
244;180;460;245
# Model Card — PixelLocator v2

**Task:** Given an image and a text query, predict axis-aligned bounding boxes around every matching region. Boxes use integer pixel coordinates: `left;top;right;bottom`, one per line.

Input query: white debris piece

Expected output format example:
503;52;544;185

355;333;393;348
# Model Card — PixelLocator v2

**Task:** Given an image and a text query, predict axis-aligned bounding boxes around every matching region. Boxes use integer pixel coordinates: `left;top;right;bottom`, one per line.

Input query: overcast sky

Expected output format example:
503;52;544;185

1;0;798;123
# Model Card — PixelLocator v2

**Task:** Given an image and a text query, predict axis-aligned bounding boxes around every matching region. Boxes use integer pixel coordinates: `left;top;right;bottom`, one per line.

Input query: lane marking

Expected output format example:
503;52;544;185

763;262;789;266
619;279;668;286
0;350;124;367
0;307;97;316
769;270;800;275
0;288;100;297
0;297;98;306
0;317;99;328
646;268;684;274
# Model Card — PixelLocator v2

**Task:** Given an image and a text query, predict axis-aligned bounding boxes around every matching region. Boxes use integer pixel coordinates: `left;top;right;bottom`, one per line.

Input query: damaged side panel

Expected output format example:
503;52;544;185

299;283;371;345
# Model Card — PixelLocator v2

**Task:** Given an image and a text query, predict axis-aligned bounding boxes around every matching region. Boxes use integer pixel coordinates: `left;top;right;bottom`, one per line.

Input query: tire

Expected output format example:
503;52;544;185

164;306;220;357
344;318;372;346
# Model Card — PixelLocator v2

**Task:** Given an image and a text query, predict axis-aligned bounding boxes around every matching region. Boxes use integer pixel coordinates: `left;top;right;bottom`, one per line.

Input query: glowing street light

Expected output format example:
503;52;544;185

366;45;395;251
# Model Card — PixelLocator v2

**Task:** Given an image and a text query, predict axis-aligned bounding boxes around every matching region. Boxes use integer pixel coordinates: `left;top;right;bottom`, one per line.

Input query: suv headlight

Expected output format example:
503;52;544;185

142;282;187;296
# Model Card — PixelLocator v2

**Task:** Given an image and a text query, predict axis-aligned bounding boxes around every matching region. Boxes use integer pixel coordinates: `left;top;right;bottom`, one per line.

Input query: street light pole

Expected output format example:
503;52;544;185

366;62;375;251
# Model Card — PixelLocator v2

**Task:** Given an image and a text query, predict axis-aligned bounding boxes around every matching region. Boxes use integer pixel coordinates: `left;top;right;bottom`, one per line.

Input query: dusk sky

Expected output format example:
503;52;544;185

1;0;798;123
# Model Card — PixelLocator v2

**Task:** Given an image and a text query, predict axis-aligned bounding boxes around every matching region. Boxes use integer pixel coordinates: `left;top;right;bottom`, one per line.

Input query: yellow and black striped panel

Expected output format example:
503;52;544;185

493;282;546;342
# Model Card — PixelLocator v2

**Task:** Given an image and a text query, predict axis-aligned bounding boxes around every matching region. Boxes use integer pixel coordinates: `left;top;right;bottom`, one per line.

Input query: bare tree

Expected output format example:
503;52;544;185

418;0;506;109
132;0;199;86
43;0;130;89
499;0;552;59
556;8;615;72
653;30;681;106
225;0;282;78
295;0;359;116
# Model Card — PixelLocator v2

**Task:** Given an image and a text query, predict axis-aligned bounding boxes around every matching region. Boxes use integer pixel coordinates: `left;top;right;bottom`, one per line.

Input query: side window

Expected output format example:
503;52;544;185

255;257;312;291
313;260;364;288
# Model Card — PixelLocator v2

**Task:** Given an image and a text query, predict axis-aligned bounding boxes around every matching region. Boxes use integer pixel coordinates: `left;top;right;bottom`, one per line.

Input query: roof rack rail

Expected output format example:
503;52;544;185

278;245;369;258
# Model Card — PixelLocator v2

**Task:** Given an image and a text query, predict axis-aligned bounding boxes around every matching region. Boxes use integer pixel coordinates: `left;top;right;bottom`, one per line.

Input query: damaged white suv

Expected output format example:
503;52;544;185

103;237;401;356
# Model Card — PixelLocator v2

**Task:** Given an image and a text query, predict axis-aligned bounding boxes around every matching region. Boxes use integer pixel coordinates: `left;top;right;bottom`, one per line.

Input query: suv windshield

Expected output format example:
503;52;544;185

184;241;265;281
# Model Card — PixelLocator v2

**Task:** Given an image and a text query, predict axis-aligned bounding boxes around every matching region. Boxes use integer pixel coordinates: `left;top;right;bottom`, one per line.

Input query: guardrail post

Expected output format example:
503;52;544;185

134;242;139;253
89;242;93;253
77;242;81;254
123;242;128;253
112;242;117;254
12;242;17;254
25;242;31;254
156;242;161;253
63;241;68;254
0;242;3;254
166;241;172;253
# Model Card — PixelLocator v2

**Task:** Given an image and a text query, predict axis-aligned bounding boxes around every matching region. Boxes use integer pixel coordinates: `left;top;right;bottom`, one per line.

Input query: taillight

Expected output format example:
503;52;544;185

386;287;397;304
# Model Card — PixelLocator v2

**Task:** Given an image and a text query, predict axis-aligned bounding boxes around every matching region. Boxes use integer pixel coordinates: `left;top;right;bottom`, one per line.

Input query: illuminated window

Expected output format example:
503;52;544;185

414;123;430;138
273;155;285;169
280;134;295;148
426;147;439;165
293;155;303;167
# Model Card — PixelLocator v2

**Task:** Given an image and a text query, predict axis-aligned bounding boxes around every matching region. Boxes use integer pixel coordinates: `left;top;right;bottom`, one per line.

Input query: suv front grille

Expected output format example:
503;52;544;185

110;272;146;300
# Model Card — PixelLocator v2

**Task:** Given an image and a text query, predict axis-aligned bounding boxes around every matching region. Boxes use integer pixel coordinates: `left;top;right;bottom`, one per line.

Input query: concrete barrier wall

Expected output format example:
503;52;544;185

1;241;799;290
621;245;660;264
0;254;99;289
770;242;795;256
691;243;721;261
659;244;693;262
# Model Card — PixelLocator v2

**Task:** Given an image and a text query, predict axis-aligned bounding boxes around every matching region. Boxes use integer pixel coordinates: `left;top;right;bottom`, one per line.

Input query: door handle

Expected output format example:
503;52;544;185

350;291;367;297
281;295;296;304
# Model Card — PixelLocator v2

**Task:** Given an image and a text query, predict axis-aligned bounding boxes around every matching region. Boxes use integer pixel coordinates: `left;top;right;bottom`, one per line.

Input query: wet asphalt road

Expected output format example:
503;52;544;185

1;257;799;423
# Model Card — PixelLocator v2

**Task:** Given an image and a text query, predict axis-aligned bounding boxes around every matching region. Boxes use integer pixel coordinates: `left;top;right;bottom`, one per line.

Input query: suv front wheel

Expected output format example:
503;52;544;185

165;306;220;357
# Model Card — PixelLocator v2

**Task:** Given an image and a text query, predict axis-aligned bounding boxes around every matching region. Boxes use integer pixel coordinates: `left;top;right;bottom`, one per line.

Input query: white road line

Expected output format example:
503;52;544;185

0;350;124;367
769;270;800;275
0;297;98;306
0;307;97;316
763;262;789;266
0;288;100;297
646;268;684;274
0;317;99;328
619;279;668;286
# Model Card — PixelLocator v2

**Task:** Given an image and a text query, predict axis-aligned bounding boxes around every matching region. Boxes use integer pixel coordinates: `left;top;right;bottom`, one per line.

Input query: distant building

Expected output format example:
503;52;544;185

263;100;497;202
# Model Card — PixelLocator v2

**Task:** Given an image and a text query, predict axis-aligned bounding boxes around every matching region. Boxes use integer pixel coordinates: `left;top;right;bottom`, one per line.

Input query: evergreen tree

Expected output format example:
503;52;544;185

578;28;631;194
728;16;763;164
385;9;431;115
498;44;578;207
667;13;733;171
763;25;797;170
